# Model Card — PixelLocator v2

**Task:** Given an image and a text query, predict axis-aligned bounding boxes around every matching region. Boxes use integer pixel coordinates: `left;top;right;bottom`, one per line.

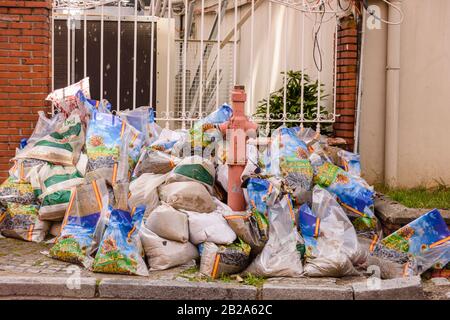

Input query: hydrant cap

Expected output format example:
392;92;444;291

232;85;246;102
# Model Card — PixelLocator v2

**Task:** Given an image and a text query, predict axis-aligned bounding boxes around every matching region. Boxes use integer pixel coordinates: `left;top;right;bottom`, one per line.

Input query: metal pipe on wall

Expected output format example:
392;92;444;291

384;0;402;187
354;9;366;154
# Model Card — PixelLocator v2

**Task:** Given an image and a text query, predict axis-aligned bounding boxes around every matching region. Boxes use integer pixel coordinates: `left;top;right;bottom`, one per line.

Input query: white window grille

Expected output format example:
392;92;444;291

52;0;346;133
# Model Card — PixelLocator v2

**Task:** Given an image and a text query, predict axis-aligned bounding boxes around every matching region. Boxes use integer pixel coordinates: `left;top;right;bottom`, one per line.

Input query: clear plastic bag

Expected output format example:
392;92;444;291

296;127;320;146
24;111;65;148
301;186;362;277
85;111;130;186
49;179;110;268
9;158;47;184
126;125;145;175
244;177;280;219
369;209;450;278
75;90;111;116
337;149;361;177
200;239;251;278
132;149;180;178
0;177;36;205
313;162;379;240
36;163;85;221
1;202;50;242
264;127;313;192
46;77;90;121
15;111;85;166
92;205;148;276
216;197;268;256
150;128;189;155
166;155;216;191
245;195;303;277
190;103;232;148
128;173;167;216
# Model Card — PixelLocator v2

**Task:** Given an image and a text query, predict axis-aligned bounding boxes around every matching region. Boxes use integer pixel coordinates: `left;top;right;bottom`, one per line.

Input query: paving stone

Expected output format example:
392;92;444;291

98;278;257;300
262;277;353;300
0;276;96;298
422;278;450;300
352;276;424;300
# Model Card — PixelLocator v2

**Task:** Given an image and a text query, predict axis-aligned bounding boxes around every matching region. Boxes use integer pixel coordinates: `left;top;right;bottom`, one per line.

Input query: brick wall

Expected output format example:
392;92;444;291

333;15;360;151
0;0;51;179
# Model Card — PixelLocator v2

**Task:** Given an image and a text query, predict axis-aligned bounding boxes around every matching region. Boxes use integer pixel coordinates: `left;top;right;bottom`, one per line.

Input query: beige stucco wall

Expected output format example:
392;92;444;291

360;0;450;187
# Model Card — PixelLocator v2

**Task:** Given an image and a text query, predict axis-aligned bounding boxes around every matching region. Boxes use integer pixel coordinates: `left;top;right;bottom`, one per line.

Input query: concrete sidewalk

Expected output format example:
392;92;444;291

0;238;447;300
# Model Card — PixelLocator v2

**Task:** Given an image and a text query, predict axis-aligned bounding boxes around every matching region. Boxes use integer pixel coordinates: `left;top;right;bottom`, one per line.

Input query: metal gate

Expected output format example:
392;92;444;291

52;0;345;133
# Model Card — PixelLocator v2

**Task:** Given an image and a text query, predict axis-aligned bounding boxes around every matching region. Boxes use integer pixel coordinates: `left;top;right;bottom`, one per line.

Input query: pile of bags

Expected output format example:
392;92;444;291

0;77;448;280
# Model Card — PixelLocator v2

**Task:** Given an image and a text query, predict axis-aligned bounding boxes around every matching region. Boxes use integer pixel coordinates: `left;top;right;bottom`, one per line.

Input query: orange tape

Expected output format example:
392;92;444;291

127;225;136;239
211;254;221;279
224;213;251;221
92;180;103;212
11;160;17;172
343;160;349;172
61;188;77;230
27;224;34;241
314;217;320;238
120;121;126;138
429;236;450;249
130;133;138;146
369;234;379;252
403;262;410;277
112;163;118;185
286;196;296;224
0;212;6;224
337;199;365;217
19;163;24;181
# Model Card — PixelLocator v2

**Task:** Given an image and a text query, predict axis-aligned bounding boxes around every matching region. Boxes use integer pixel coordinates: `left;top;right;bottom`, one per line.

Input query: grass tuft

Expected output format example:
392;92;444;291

242;274;266;288
376;184;450;209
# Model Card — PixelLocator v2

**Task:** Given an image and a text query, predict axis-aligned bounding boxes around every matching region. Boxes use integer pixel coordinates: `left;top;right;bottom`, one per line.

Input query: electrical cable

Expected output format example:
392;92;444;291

312;2;325;72
362;0;404;25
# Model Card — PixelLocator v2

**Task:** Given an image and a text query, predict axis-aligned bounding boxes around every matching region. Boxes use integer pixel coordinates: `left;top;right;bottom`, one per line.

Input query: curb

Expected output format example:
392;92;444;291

0;276;96;299
375;194;450;227
262;283;353;300
352;276;424;300
0;274;427;300
97;278;258;300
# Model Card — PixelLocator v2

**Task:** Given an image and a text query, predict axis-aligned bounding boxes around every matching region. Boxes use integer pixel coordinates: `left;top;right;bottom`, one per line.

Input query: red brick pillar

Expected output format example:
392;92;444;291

0;0;52;179
333;15;360;151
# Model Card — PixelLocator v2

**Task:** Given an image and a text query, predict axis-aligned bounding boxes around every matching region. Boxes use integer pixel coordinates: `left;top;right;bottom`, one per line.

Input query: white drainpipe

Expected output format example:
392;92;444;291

384;0;402;187
354;11;366;154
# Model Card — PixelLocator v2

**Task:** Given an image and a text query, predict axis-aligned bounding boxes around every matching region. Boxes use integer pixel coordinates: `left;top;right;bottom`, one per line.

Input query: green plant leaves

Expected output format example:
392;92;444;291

254;70;332;134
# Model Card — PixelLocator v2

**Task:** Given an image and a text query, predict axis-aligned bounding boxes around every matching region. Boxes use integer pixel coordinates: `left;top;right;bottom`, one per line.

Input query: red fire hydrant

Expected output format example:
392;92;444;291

219;85;258;212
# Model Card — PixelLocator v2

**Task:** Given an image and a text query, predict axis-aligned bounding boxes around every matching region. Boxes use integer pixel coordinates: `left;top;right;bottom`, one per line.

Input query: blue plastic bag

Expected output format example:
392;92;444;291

338;149;361;177
92;205;148;276
245;177;278;218
372;209;450;276
86;110;130;185
49;180;109;267
120;107;161;146
298;203;319;258
190;104;232;148
265;127;313;191
76;90;111;115
313;162;377;238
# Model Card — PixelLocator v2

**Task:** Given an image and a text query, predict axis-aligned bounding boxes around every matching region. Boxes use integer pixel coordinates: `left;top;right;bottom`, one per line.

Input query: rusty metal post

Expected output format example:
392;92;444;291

219;85;258;211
